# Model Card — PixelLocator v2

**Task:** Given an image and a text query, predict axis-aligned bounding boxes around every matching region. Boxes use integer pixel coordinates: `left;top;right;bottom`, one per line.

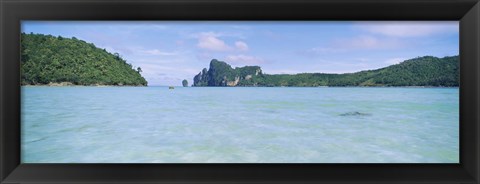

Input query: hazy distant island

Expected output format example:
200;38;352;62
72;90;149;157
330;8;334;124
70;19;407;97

193;56;459;87
21;33;147;86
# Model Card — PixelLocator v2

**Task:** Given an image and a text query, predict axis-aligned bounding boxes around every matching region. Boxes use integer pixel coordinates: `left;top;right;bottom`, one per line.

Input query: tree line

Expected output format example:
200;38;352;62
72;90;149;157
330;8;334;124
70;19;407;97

21;33;148;86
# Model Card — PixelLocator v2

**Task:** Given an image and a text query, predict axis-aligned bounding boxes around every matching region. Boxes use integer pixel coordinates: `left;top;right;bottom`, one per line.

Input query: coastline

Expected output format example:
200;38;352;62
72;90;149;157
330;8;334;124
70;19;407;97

22;82;147;87
21;82;457;88
190;85;459;88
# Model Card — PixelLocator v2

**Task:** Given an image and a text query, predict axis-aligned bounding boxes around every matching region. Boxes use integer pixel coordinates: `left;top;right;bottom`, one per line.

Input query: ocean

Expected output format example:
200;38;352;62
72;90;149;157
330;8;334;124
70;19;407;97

21;86;459;163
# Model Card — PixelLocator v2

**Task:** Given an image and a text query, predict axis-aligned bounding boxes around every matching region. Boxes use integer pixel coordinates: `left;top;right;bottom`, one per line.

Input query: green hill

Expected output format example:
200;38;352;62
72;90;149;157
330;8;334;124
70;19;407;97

193;56;459;87
21;33;148;86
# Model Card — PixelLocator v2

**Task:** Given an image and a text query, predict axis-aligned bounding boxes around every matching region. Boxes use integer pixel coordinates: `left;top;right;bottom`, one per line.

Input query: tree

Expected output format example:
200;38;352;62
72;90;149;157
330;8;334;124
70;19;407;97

137;67;142;73
20;33;148;86
182;79;188;87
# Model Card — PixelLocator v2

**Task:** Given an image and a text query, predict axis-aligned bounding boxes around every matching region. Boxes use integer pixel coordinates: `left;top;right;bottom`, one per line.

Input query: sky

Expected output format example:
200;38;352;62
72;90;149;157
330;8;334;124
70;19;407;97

22;21;459;86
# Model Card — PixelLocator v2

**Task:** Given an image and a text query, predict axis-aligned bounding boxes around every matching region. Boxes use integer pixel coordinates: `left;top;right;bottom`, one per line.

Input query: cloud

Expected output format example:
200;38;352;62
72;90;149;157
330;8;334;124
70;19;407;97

303;35;404;57
356;58;370;62
262;69;305;75
140;49;178;56
102;46;124;55
82;32;135;55
195;32;250;52
197;32;231;51
384;57;406;65
140;63;199;75
138;63;200;86
224;55;264;66
305;47;344;54
335;35;403;49
355;22;458;37
235;41;249;51
302;22;457;59
263;61;371;74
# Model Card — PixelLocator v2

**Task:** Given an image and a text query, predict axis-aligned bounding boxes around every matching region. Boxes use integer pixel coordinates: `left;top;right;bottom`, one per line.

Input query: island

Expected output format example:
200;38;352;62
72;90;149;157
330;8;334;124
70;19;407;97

193;56;459;87
182;79;188;87
21;33;148;86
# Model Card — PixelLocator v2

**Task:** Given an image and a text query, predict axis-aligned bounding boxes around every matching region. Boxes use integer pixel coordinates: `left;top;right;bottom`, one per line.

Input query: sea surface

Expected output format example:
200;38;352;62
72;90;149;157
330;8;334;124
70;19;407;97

21;86;459;163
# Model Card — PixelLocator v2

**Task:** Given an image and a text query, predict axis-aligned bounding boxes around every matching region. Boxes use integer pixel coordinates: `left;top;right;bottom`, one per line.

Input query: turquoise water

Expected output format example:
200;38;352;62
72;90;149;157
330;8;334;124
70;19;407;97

21;87;459;163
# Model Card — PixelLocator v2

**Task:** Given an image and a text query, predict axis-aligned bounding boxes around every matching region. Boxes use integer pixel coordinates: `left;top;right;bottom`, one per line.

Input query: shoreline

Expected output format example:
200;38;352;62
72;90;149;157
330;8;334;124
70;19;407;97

22;82;146;87
190;85;459;88
22;85;458;88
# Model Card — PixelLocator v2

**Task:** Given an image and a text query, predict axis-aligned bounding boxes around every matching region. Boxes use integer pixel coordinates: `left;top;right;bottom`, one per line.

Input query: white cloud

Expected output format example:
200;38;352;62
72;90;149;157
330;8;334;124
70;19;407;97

97;44;133;55
355;21;458;37
263;61;371;74
139;63;200;86
141;49;178;56
384;57;406;65
102;46;123;55
347;36;379;48
140;63;198;75
224;55;264;66
304;35;404;56
306;47;344;54
334;35;404;50
356;58;370;62
197;32;231;51
235;41;249;51
262;69;304;75
195;32;250;52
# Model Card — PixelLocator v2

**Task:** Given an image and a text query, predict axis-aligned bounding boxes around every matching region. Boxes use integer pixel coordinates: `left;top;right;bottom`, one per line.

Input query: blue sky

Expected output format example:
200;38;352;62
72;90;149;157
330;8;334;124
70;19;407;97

22;21;459;86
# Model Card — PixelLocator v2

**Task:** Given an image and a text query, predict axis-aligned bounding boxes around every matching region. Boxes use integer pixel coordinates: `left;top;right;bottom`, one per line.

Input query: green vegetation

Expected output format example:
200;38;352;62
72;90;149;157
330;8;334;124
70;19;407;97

182;79;188;87
193;56;459;87
21;33;148;86
193;59;262;86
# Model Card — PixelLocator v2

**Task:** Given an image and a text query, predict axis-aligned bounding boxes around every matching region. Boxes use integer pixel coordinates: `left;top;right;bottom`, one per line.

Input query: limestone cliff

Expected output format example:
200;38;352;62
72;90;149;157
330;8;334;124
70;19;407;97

193;59;262;86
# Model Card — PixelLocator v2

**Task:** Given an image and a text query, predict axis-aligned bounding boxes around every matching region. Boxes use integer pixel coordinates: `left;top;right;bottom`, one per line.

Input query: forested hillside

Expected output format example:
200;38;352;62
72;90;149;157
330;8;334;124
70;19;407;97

193;56;459;87
21;33;147;86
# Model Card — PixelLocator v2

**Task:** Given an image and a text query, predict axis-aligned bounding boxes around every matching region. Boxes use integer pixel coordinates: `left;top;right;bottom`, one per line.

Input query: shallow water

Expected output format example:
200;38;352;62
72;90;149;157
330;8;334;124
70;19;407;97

21;86;459;163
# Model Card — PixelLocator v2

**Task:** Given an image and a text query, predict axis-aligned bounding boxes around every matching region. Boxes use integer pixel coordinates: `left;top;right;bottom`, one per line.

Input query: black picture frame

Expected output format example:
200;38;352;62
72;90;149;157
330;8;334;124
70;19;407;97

1;0;479;183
